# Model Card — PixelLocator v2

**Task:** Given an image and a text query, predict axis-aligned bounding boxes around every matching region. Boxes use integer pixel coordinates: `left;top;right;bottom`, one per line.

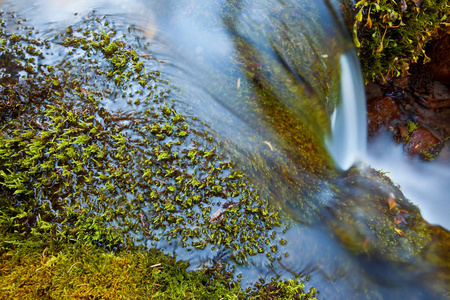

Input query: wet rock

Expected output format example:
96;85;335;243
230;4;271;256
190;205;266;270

365;33;450;161
404;127;441;159
392;76;410;90
385;75;411;98
414;94;450;109
365;81;384;100
427;32;450;85
434;82;450;100
395;124;408;142
367;96;402;137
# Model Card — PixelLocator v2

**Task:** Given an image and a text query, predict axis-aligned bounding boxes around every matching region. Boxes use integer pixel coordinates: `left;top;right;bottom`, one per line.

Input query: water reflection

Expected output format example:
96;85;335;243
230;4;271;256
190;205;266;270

1;0;449;298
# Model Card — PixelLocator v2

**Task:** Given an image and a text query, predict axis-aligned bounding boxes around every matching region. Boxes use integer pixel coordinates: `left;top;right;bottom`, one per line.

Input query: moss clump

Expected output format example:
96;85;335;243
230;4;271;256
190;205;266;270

0;242;235;299
0;10;288;261
350;0;449;81
0;238;319;299
404;120;418;142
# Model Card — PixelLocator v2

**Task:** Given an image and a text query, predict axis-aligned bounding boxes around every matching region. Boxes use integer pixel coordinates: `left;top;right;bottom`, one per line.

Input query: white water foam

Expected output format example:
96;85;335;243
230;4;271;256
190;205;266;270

363;135;450;230
326;52;449;229
327;52;367;170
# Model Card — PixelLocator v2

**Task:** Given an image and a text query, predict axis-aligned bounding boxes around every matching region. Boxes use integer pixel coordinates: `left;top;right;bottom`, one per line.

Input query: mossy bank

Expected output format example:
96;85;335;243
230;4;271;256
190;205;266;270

0;11;320;299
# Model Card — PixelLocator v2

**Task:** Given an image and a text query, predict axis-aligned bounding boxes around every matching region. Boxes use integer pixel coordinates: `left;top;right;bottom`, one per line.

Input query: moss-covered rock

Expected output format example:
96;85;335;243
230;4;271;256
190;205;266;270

347;0;449;81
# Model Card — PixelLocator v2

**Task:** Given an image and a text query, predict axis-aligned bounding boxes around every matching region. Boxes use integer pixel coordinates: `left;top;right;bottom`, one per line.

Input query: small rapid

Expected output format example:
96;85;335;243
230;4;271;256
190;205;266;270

364;134;450;230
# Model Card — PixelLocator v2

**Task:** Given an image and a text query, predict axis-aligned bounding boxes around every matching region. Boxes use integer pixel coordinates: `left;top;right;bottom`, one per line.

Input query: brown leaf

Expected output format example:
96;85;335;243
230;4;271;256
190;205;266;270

411;0;423;7
388;197;396;210
394;228;408;237
363;237;370;247
263;141;274;151
209;208;222;222
80;87;88;95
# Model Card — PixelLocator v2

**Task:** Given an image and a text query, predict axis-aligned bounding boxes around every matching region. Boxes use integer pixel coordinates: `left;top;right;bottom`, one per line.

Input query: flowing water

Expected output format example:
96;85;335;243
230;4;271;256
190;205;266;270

1;0;449;298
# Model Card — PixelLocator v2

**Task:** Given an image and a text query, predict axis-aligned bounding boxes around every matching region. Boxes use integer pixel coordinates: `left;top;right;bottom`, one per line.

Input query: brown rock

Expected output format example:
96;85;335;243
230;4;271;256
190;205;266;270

395;125;408;142
365;81;384;101
367;96;402;137
434;82;450;100
392;76;410;90
427;32;450;85
404;127;440;157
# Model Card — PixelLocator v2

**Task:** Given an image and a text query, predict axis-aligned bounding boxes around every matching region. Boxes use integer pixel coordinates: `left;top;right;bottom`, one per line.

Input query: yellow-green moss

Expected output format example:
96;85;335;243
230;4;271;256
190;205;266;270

348;0;449;81
0;244;231;299
0;10;320;299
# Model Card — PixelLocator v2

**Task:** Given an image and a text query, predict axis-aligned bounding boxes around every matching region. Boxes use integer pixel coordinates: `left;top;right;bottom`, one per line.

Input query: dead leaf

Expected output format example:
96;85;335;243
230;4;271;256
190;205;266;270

80;87;88;95
365;13;373;28
394;228;408;237
411;0;423;7
209;208;222;222
263;141;273;151
363;237;370;247
388;197;396;210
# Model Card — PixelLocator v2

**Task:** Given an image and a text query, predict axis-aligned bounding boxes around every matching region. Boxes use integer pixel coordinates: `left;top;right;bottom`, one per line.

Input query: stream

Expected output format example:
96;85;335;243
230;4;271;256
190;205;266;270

1;0;449;298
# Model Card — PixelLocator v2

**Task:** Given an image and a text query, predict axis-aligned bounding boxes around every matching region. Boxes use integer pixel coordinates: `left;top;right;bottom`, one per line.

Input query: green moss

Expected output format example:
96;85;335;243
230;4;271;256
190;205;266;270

405;120;418;142
0;11;321;298
0;237;320;299
349;0;449;81
0;11;289;260
1;243;223;299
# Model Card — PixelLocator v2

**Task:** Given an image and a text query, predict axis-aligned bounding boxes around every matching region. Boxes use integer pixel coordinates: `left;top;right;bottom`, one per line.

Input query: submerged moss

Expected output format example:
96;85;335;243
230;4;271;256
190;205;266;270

0;10;321;298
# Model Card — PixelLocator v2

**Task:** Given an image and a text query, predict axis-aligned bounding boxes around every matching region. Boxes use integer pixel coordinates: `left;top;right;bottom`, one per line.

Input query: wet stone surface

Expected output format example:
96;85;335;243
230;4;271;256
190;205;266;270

427;32;450;85
397;126;441;158
365;32;450;161
367;96;402;137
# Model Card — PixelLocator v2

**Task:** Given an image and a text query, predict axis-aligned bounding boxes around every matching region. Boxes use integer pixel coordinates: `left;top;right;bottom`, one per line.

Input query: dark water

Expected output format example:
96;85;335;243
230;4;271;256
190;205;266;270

1;0;449;298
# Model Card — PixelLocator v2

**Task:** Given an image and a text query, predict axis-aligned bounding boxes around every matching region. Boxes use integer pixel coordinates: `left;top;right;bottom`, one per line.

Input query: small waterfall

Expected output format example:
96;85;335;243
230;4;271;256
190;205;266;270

327;51;367;170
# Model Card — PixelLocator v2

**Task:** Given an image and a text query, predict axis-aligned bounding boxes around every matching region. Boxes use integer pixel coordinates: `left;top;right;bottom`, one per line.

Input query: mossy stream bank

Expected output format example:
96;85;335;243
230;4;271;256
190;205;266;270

0;11;318;299
0;3;449;299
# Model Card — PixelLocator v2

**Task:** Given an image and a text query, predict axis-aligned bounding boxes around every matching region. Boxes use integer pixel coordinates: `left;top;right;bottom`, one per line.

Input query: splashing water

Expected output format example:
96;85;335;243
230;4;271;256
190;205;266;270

1;0;449;298
364;134;450;230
